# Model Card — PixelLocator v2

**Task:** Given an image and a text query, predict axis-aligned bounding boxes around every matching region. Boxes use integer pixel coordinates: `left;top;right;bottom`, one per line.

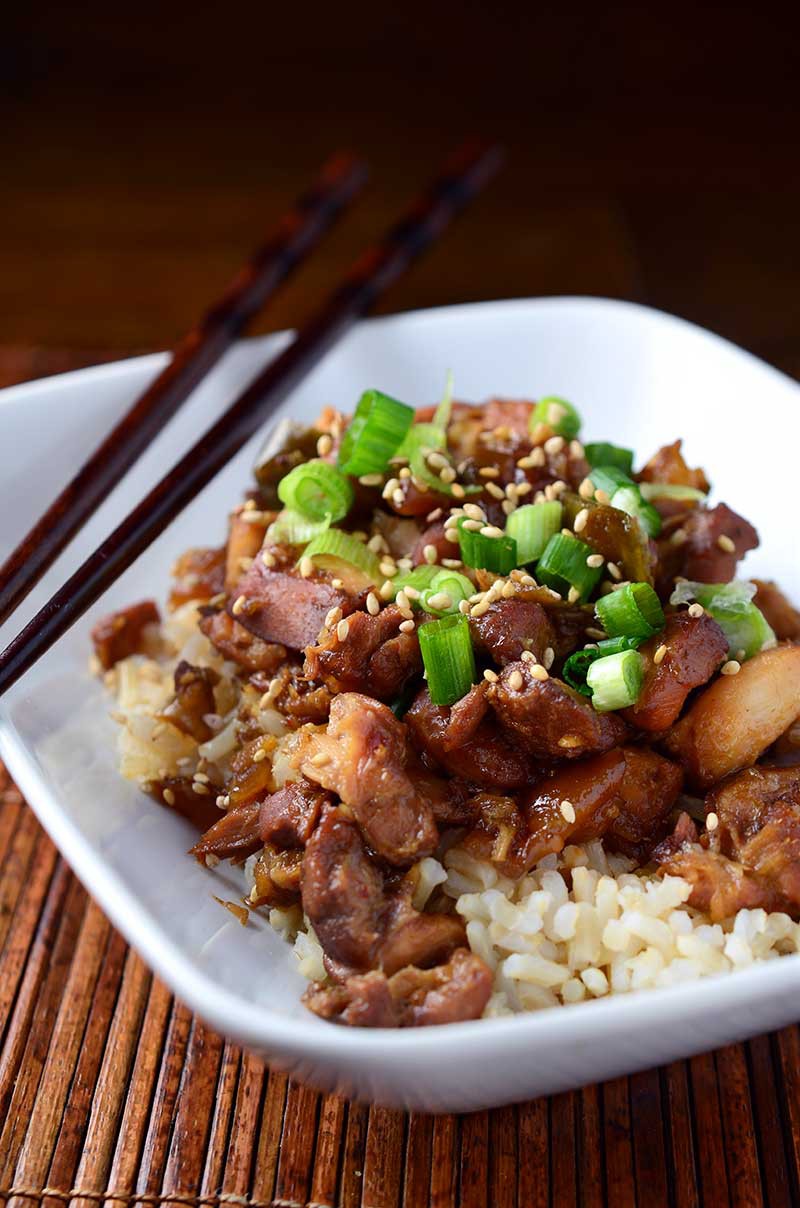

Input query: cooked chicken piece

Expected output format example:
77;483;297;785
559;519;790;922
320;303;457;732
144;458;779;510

753;580;800;641
231;555;363;652
605;748;684;861
405;687;533;790
707;765;800;852
295;694;437;865
151;775;223;832
169;547;225;609
248;844;304;907
621;612;727;732
379;882;467;977
251;661;333;726
678;503;758;583
156;660;219;742
411;521;460;567
224;508;269;590
522;750;627;866
469;598;556;667
487;663;628;760
663;644;800;789
91;600;160;669
441;682;490;751
638;440;710;493
304;604;422;701
258;778;332;848
199;610;288;675
190;800;263;864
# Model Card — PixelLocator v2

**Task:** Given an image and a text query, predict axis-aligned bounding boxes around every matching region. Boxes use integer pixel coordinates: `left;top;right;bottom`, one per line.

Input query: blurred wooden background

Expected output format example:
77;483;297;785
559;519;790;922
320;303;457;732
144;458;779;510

3;2;799;375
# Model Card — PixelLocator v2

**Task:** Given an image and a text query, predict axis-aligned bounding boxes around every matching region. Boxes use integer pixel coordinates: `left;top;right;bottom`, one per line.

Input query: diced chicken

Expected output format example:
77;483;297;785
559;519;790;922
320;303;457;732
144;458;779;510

380;882;467;977
258;778;332;848
521;750;627;866
190;800;263;864
441;683;490;751
753;580;800;641
231;556;363;651
469;598;556;667
605;747;684;861
622;612;728;732
199;610;288;675
225;508;269;590
248;844;304;907
663;644;800;789
638;440;710;493
169;547;225;609
405;687;533;790
156;660;219;742
151;776;224;832
678;503;759;583
487;664;628;760
295;694;437;865
304;605;422;701
91;600;160;669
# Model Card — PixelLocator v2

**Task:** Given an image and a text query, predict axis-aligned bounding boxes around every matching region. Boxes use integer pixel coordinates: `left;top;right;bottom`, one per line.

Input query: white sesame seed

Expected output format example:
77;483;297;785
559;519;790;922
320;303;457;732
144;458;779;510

688;602;705;618
560;799;576;823
398;466;412;480
501;501;517;518
530;421;549;443
404;586;421;599
451;483;466;499
586;553;604;568
261;550;276;569
544;435;565;455
194;771;210;783
530;664;549;681
366;592;380;616
192;782;211;795
162;788;176;806
380;580;395;600
427;508;444;522
358;473;384;486
569;439;584;459
501;580;516;598
253;747;268;763
317;433;333;457
331;578;344;589
653;644;668;665
579;477;595;499
232;594;247;615
543;646;555;669
547;402;567;426
479;465;500;478
515;482;533;496
520;650;537;663
383;477;400;499
367;534;386;553
461;518;482;532
458;599;471;614
243;499;257;511
717;534;736;553
310;751;330;767
567;587;581;604
392;489;405;507
439;466;457;484
336;618;350;642
594;489;611;505
508;669;524;691
442;557;463;568
483;668;499;683
574;508;589;533
706;811;719;832
607;561;622;581
485;481;506;500
671;528;688;546
379;560;398;578
423;543;438;564
480;525;505;539
471;600;491;617
736;648;746;661
462;503;485;521
427;591;453;611
299;556;314;578
399;618;415;633
721;659;741;676
396;590;411;614
427;451;449;470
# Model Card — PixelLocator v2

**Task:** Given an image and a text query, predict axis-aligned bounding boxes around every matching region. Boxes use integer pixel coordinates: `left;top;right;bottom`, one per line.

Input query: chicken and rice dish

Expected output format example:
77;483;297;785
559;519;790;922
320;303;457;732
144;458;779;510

93;384;800;1027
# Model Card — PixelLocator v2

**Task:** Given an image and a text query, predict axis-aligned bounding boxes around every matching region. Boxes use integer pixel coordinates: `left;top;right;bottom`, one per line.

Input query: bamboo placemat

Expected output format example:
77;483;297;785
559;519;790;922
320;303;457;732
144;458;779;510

2;349;800;1207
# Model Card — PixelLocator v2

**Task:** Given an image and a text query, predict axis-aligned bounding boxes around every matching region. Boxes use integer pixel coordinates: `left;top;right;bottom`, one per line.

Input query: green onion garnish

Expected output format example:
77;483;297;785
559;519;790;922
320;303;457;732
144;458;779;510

639;482;707;503
432;369;454;431
278;459;353;524
595;581;665;639
563;636;643;696
610;485;662;538
390;563;442;598
584;442;635;475
337;389;415;476
267;508;331;545
531;396;581;439
586;649;644;712
669;580;775;659
301;529;381;586
588;465;635;498
505;501;563;564
536;533;604;601
458;519;517;575
418;613;477;706
421;569;474;615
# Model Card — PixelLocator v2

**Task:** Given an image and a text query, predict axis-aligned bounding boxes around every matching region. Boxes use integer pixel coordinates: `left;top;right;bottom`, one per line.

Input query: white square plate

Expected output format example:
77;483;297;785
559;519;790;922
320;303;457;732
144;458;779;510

1;298;798;1112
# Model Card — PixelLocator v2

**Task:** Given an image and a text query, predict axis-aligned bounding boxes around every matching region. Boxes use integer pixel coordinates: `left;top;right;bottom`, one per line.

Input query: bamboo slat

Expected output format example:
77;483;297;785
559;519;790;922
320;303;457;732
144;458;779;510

2;350;800;1207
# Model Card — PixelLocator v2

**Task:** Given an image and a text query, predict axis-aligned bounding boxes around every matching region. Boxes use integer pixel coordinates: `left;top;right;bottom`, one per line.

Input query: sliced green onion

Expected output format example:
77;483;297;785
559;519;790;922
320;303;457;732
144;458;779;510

563;636;642;696
432;369;454;431
639;482;707;503
531;396;581;439
278;459;353;523
589;465;635;497
390;563;442;599
586;649;644;712
595;581;665;639
458;519;518;575
337;389;415;476
421;569;474;615
584;442;635;475
398;416;480;500
610;485;662;538
536;533;604;601
418;613;476;706
301;529;381;587
505;501;563;564
669;580;775;658
267;508;330;545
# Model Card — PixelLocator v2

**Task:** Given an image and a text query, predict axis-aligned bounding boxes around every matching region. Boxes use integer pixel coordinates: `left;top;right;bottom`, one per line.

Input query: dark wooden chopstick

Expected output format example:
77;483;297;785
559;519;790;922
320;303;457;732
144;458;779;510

0;139;503;698
0;152;368;626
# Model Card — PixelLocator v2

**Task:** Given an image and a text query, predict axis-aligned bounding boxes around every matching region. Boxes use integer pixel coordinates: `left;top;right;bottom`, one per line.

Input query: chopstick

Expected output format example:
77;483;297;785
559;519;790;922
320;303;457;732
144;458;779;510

0;153;368;626
0;139;503;698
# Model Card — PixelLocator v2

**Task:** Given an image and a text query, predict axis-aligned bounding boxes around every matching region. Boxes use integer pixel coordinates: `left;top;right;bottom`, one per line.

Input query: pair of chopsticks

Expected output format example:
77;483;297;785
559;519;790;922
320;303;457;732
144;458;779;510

0;140;503;697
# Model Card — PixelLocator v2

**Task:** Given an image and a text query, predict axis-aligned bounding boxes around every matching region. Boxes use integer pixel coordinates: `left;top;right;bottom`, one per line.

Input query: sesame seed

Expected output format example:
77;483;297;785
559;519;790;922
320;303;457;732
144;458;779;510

397;558;414;571
231;594;247;616
208;592;227;607
162;788;176;806
688;602;705;618
404;586;421;600
520;650;537;663
607;561;622;581
501;500;517;516
194;771;210;784
392;489;405;507
653;644;668;665
253;747;268;763
501;580;516;598
379;560;398;578
359;473;384;486
569;439;584;459
670;528;688;546
439;466;457;484
479;465;500;478
469;592;485;603
399;466;412;480
508;669;524;691
310;751;330;767
481;525;506;539
444;528;460;545
336;618;350;642
578;477;595;499
567;586;581;604
707;811;719;832
574;508;589;533
380;580;395;600
515;482;533;496
530;422;549;443
299;556;314;578
427;507;444;522
442;557;463;568
367;534;386;553
451;483;466;499
594;489;611;505
485;480;506;499
547;402;567;426
261;550;276;569
463;503;486;521
530;664;549;681
399;618;415;633
317;433;333;456
544;435;565;455
721;659;741;676
192;782;211;795
366;592;380;615
383;477;400;499
462;518;482;532
427;591;453;611
586;553;604;568
458;599;471;614
560;799;576;824
717;534;736;553
471;600;491;617
331;578;344;590
736;648;746;661
216;794;229;808
427;450;449;470
543;646;555;669
483;668;499;683
505;482;519;500
423;543;438;564
585;627;606;640
243;499;257;510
